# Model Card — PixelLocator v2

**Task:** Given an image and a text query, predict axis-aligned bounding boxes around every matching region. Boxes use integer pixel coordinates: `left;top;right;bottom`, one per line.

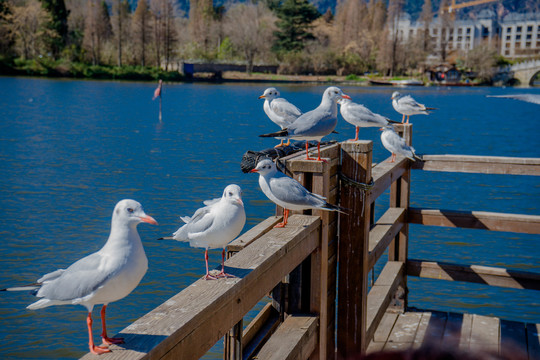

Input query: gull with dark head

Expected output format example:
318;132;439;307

162;184;246;280
391;91;436;123
250;159;344;228
2;199;157;355
259;87;303;147
260;86;351;161
380;125;421;163
338;97;398;141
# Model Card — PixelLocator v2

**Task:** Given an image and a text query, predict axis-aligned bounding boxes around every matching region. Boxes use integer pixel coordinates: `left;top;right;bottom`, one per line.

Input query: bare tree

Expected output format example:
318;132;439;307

8;0;56;59
189;0;213;52
335;0;368;49
82;0;112;65
112;0;130;66
223;2;276;74
132;0;152;66
438;0;453;63
150;0;178;69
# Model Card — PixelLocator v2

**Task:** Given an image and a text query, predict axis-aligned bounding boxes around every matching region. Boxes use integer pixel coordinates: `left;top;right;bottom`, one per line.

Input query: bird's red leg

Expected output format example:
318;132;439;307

274;139;285;148
87;312;111;355
401;114;405;123
348;126;359;142
274;209;289;228
305;141;317;161
100;305;124;345
216;249;234;278
204;249;217;280
406;115;410;124
389;153;396;163
284;139;291;146
316;142;327;163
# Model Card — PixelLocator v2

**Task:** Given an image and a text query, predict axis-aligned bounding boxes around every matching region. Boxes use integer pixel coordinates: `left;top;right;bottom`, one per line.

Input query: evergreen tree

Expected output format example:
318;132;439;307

39;0;68;56
272;0;320;53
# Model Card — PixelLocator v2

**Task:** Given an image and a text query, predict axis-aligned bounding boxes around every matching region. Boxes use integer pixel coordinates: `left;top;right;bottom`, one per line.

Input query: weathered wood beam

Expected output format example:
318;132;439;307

80;215;320;360
370;157;408;203
408;208;540;234
242;303;280;360
254;315;319;360
228;216;282;253
366;261;404;344
368;208;406;270
407;259;540;290
411;154;540;175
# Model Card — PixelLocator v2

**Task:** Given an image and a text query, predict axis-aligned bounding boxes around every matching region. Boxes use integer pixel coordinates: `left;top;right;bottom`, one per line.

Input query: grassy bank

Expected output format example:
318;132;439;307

0;57;184;81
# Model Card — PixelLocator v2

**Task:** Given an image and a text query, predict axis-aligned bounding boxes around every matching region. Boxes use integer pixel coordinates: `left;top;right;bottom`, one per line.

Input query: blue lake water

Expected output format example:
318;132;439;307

0;77;539;359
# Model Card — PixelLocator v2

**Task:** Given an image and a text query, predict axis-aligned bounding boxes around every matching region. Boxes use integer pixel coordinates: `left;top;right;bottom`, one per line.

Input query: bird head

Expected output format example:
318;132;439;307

249;158;276;176
391;91;401;100
259;87;280;100
222;184;244;206
113;199;158;226
324;86;351;103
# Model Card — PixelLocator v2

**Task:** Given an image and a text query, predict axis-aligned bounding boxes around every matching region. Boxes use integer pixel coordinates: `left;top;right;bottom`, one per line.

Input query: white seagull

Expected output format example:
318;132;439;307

391;91;436;123
2;199;157;355
338;97;397;141
380;125;421;162
165;184;246;280
260;87;351;162
259;87;303;147
250;159;344;228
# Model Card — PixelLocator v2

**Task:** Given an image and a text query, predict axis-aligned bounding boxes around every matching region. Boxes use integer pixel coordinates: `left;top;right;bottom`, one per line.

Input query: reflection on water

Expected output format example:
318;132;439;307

0;78;539;359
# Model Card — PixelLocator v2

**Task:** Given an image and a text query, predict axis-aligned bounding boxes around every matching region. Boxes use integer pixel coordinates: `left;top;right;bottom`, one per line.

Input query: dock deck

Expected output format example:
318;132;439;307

369;310;540;359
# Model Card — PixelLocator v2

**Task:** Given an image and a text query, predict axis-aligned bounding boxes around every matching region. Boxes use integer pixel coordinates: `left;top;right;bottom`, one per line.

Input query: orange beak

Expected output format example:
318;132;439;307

140;215;158;225
258;95;265;99
250;169;259;173
342;94;351;100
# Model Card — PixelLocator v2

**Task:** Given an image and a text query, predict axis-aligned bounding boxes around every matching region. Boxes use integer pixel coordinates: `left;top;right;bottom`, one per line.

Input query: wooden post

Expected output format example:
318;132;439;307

337;141;373;358
389;124;412;311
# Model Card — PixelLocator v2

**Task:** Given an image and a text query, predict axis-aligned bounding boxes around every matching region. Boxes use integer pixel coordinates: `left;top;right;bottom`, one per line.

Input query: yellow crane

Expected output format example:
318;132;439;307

442;0;498;19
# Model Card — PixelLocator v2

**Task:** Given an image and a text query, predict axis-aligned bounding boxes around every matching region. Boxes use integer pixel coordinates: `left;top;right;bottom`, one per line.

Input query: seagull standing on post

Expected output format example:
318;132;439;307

2;199;158;355
338;97;398;141
391;91;436;124
259;87;303;148
250;159;344;228
380;125;421;163
259;87;351;162
162;185;246;280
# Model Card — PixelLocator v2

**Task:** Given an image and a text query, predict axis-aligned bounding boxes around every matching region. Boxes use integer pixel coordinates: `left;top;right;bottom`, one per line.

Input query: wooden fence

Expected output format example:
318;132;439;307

81;124;540;360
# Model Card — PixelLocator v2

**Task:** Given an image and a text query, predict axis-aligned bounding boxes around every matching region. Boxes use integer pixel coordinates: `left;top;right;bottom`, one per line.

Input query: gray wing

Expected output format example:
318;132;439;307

289;109;336;137
400;95;424;109
269;174;326;208
271;98;302;122
174;205;215;240
347;103;389;126
488;94;540;105
37;252;111;301
203;198;221;206
384;131;415;159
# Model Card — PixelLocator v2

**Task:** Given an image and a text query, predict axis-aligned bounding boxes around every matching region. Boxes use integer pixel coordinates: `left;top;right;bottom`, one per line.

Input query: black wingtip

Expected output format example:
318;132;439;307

259;129;289;138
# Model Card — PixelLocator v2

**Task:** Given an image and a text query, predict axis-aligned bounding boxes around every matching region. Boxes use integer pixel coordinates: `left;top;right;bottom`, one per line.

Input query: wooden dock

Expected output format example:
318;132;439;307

81;124;540;360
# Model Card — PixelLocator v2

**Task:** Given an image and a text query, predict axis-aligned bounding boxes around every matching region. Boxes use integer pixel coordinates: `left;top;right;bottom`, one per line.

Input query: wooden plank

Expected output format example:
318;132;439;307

255;315;319;360
373;312;399;343
407;259;540;291
469;314;499;352
80;215;320;360
242;302;276;347
413;311;447;348
228;216;283;252
500;320;527;359
408;208;540;235
526;323;540;360
366;262;404;343
442;312;472;348
370;157;408;203
384;312;423;351
242;305;281;360
411;154;540;175
368;208;406;270
338;141;372;357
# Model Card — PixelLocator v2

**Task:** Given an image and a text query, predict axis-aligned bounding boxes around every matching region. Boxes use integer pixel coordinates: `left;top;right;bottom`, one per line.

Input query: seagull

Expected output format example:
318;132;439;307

487;94;540;105
249;159;344;228
391;91;436;123
338;97;398;141
163;184;246;280
259;87;303;147
380;125;421;163
2;199;157;355
260;86;351;162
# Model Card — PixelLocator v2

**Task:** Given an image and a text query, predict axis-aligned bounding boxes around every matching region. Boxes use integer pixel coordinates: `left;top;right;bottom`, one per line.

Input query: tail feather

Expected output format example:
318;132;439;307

1;284;41;292
386;118;400;124
157;236;174;240
323;202;348;215
425;107;437;110
259;129;288;138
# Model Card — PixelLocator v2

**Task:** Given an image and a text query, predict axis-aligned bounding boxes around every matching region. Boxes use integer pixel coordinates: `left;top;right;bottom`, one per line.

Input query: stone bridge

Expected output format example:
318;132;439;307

497;59;540;86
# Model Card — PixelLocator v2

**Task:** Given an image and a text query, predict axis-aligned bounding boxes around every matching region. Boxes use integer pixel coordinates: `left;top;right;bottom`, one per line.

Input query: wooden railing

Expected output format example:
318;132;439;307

81;124;540;360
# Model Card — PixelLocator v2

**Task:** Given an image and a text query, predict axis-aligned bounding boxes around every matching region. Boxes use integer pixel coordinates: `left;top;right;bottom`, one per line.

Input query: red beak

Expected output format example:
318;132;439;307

250;169;258;173
342;94;352;100
258;95;265;99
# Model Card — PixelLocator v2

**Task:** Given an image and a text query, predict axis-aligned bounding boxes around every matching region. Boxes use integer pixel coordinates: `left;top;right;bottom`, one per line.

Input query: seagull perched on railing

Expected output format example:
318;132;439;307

2;199;157;355
338;97;399;141
259;87;302;148
391;91;436;123
260;86;351;162
250;159;344;228
161;184;246;280
380;125;421;163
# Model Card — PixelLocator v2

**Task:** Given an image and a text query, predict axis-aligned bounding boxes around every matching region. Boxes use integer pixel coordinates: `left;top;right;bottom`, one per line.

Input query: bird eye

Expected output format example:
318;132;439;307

228;192;233;196
127;208;134;213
